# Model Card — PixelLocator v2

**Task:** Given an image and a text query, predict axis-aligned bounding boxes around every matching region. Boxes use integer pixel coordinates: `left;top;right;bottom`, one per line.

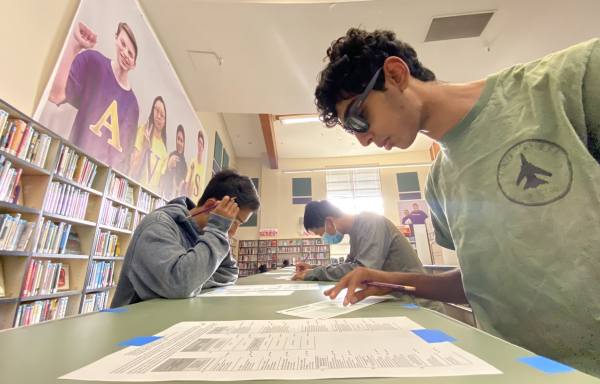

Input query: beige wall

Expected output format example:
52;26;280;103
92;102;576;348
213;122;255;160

233;150;433;240
0;0;79;115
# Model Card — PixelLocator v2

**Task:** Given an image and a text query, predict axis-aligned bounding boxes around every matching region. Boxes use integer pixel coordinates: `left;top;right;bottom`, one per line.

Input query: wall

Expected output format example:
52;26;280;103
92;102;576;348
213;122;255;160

0;0;79;115
234;150;433;241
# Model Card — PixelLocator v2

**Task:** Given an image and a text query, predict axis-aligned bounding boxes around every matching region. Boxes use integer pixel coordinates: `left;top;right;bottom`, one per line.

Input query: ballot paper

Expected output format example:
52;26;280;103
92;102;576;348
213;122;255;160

61;317;502;381
277;296;390;319
225;284;319;291
199;290;293;297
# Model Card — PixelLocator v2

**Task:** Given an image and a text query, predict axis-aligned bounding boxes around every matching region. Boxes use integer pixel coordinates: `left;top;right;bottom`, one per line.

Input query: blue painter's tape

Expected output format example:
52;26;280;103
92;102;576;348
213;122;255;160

117;336;163;347
214;287;226;290
403;304;420;308
412;329;457;343
516;356;575;374
100;308;129;313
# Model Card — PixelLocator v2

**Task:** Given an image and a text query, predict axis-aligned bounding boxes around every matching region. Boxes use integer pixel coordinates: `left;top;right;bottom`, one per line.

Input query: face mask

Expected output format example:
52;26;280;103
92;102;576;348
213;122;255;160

323;231;344;244
322;221;344;244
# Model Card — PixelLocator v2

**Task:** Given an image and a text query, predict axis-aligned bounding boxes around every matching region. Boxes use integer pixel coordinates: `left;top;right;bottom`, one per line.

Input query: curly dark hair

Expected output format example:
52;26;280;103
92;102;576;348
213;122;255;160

315;28;436;128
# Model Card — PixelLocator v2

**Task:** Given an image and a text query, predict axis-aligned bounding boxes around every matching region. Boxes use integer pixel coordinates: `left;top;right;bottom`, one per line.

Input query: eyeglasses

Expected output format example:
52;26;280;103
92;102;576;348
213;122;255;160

342;67;383;134
153;106;165;120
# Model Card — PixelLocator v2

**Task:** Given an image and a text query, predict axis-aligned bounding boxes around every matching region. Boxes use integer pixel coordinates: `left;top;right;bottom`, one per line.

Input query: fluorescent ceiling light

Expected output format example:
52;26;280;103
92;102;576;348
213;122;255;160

282;163;432;174
279;116;321;124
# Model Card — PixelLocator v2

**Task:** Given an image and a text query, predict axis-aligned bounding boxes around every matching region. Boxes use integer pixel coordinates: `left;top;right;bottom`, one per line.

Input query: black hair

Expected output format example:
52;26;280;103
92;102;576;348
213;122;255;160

303;200;343;231
148;96;167;148
315;27;436;128
282;260;290;267
413;203;419;207
258;264;268;273
176;125;185;156
198;169;260;212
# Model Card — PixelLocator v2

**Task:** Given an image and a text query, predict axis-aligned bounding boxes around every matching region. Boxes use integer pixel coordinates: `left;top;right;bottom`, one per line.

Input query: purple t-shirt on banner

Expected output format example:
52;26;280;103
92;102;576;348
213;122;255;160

409;210;429;225
64;50;139;173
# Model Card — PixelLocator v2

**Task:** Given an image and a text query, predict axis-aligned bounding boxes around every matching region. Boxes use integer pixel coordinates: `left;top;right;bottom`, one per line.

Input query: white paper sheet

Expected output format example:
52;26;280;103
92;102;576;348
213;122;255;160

264;272;293;275
198;290;294;297
275;276;293;280
276;297;390;319
61;317;502;382
225;284;319;291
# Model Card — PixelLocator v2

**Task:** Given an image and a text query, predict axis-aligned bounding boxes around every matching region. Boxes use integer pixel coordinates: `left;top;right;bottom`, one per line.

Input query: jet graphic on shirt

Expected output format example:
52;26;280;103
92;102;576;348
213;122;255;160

516;154;552;190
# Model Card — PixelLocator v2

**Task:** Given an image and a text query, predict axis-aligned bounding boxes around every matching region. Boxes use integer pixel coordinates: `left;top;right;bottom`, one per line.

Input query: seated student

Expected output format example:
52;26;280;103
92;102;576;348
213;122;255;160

258;264;268;274
282;260;290;268
111;169;260;307
293;200;443;312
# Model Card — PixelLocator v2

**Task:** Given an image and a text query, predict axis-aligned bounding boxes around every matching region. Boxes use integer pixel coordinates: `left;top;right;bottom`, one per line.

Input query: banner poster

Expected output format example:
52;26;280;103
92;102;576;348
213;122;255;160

35;0;208;202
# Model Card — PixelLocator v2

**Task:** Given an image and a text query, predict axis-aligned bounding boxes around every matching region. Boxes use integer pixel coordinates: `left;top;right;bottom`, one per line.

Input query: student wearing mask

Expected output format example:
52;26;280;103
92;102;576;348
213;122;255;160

131;97;168;191
111;169;260;307
314;28;600;376
292;200;443;313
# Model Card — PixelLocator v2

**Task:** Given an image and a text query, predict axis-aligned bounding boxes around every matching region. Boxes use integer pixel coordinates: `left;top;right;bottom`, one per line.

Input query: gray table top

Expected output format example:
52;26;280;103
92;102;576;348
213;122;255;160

0;272;597;384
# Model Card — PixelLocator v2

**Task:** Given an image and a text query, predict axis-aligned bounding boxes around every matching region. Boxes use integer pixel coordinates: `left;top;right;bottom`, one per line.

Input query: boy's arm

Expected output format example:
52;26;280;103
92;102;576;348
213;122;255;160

302;218;390;282
202;252;239;288
49;21;97;104
583;39;600;162
128;212;233;300
324;267;469;306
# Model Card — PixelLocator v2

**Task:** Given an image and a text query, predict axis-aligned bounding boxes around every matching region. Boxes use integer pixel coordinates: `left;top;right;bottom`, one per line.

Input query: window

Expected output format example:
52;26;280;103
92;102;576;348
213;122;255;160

326;169;384;215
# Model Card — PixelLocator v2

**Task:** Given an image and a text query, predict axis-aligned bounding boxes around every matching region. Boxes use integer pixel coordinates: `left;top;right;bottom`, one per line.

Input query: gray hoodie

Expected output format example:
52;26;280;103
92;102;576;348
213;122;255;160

111;197;238;308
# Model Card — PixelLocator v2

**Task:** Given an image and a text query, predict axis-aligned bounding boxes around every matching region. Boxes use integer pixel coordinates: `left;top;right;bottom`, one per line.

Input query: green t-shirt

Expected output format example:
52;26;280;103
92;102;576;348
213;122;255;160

425;39;600;376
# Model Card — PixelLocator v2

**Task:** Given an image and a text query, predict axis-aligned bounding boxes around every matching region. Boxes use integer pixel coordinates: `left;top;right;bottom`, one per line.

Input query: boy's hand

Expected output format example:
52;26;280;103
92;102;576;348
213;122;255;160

167;155;180;171
324;267;394;306
141;121;152;153
73;21;97;50
212;196;239;221
295;262;312;272
291;269;309;280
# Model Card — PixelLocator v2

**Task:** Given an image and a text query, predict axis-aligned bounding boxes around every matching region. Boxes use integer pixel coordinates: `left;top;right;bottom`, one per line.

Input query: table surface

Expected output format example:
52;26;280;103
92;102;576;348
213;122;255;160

0;272;598;384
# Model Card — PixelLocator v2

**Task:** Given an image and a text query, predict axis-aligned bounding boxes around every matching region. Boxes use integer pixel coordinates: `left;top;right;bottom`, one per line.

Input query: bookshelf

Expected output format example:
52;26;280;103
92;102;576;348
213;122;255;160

0;98;168;330
238;240;258;277
276;238;330;267
258;240;277;271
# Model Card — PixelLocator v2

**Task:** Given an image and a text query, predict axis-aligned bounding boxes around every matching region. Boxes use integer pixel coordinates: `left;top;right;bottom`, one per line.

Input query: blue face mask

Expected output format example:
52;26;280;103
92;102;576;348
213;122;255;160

322;223;344;244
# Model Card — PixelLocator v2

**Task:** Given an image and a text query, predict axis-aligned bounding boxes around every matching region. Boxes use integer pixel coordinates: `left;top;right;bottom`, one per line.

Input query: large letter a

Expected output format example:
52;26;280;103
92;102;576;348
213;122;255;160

89;100;122;152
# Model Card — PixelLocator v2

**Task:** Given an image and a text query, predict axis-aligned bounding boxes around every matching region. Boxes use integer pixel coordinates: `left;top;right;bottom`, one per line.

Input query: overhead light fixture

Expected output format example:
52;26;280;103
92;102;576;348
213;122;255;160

277;115;321;124
282;163;432;174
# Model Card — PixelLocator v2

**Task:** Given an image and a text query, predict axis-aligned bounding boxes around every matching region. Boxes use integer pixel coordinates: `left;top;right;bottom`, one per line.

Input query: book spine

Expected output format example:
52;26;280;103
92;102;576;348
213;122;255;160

16;221;35;252
9;168;22;203
51;263;62;294
9;122;25;155
22;260;35;297
59;224;71;254
55;145;66;174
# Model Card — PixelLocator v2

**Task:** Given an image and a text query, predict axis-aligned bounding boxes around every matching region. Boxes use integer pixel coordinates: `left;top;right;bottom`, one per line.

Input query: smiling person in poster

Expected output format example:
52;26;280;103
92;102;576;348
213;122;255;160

48;21;140;174
130;97;170;192
409;203;429;225
162;125;188;200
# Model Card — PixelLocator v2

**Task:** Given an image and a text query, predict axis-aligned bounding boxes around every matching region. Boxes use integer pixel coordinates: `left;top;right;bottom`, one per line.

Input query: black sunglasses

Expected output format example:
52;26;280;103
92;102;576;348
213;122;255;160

342;67;383;134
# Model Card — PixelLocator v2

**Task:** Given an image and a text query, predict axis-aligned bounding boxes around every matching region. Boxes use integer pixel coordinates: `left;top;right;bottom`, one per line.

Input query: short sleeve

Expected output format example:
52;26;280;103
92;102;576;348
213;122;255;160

582;39;600;163
134;125;145;151
424;172;455;250
63;52;88;108
186;161;193;180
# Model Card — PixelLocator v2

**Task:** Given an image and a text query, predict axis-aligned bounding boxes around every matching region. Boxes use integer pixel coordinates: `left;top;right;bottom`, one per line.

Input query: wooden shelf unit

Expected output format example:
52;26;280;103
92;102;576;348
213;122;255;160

237;240;258;277
0;98;168;330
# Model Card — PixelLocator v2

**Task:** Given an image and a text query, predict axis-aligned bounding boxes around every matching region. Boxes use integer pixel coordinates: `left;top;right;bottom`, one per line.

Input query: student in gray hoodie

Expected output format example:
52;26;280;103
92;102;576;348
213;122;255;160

293;200;444;313
111;169;260;307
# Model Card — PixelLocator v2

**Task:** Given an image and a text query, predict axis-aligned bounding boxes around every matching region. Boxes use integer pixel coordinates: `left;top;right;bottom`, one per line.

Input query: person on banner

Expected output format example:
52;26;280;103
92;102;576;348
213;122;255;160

401;209;413;236
48;21;140;173
130;97;169;192
409;203;429;225
185;131;206;202
162;125;188;200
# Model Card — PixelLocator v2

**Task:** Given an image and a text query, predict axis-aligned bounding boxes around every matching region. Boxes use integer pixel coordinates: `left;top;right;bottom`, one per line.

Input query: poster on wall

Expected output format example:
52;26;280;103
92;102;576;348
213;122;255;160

397;200;430;227
34;0;208;202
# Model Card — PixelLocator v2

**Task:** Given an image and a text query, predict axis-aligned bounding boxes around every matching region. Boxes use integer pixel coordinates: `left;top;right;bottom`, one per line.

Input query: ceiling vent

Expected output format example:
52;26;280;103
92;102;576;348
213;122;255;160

425;11;494;42
188;51;222;72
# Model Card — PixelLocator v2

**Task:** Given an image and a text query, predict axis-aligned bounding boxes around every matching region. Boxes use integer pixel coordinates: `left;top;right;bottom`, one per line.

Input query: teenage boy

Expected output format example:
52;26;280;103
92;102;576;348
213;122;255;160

293;200;443;313
409;203;428;224
111;169;260;307
49;21;140;173
186;131;206;202
314;28;599;376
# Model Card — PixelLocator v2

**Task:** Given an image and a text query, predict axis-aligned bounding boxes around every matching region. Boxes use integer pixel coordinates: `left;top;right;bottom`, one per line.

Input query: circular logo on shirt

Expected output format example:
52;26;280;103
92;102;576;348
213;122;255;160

497;139;572;206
